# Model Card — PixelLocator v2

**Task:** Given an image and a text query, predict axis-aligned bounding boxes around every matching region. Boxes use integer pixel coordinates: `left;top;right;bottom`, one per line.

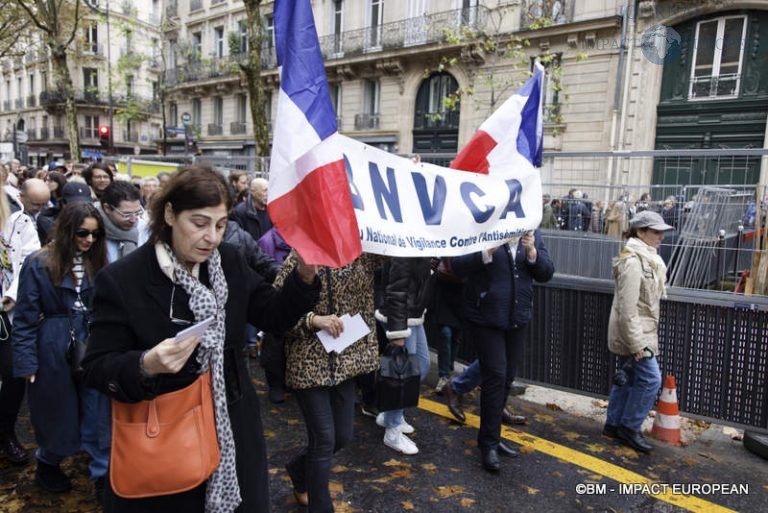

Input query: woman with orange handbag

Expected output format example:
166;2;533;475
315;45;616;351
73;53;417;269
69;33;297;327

81;166;320;513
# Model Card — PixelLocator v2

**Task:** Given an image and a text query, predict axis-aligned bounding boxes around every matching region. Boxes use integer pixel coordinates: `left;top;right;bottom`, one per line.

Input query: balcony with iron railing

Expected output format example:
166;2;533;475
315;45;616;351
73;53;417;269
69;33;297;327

318;6;489;60
2;100;10;112
165;46;277;88
354;113;380;130
53;126;65;138
413;110;460;130
14;98;23;109
26;94;36;107
39;127;49;140
230;121;247;135
208;123;223;136
520;0;573;30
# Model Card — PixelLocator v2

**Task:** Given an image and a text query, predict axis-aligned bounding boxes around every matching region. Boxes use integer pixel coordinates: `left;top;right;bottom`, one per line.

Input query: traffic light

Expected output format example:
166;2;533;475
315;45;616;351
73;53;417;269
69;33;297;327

99;125;110;147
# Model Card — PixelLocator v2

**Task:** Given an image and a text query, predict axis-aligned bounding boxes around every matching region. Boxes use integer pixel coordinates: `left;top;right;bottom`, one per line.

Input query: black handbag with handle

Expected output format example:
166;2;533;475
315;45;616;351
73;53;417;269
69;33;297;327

375;345;421;412
61;290;88;382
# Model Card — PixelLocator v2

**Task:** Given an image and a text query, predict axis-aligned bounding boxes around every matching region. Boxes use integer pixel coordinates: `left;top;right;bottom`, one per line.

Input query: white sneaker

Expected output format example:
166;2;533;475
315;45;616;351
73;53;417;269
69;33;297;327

376;413;415;434
435;376;450;394
383;428;419;455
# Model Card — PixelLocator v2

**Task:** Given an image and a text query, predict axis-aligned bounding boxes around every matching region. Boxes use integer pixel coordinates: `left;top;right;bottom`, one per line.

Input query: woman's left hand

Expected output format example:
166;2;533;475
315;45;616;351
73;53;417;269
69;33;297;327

312;314;344;338
295;252;319;284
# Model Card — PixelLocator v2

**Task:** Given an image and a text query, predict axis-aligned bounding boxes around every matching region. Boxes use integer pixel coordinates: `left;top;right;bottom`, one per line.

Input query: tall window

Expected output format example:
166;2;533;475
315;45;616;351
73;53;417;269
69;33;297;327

264;14;274;49
125;29;133;53
192;98;202;127
689;15;747;100
363;79;380;115
85;23;98;53
151;38;160;64
331;0;343;54
28;74;34;95
191;32;202;61
534;55;561;122
168;39;177;68
428;74;452;114
41;71;47;92
84;115;100;138
169;102;178;127
83;68;98;91
214;26;224;58
329;83;341;117
236;94;247;122
126;75;134;98
368;0;383;48
239;19;249;54
212;96;223;126
459;0;478;26
152;81;159;100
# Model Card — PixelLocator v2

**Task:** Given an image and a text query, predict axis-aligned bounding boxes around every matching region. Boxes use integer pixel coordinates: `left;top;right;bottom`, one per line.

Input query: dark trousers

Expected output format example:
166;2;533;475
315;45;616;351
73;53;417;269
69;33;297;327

0;314;25;439
468;321;527;449
259;332;286;390
287;379;355;513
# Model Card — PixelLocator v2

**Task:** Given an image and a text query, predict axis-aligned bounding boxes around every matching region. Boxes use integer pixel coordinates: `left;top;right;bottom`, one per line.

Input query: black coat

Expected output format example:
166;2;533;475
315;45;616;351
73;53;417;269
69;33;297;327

375;257;434;340
230;198;273;242
223;220;280;282
81;242;319;513
452;230;554;330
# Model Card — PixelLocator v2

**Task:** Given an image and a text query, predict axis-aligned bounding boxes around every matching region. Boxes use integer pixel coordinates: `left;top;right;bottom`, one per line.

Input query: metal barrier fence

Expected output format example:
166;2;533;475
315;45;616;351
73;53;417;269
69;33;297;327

106;155;271;178
433;276;768;432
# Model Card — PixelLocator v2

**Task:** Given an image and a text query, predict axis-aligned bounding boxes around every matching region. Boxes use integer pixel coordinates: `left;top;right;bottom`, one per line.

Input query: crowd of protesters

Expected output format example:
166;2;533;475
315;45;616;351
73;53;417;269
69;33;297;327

0;156;667;513
540;189;685;236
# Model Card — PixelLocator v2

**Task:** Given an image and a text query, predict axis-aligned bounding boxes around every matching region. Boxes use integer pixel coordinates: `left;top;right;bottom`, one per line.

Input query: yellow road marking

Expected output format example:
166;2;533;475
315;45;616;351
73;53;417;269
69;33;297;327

418;397;737;513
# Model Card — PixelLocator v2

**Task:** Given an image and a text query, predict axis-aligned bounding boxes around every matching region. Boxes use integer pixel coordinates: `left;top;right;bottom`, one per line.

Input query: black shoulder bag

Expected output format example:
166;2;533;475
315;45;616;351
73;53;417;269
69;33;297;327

62;291;88;382
375;345;421;412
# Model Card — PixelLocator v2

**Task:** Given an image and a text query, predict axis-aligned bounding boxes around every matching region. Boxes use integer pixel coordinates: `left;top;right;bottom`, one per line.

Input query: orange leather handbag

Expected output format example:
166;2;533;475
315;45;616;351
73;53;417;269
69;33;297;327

110;371;221;498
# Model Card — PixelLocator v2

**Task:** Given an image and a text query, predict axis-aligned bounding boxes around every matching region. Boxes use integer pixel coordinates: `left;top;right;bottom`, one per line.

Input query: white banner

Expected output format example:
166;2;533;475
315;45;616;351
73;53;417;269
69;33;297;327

338;135;542;257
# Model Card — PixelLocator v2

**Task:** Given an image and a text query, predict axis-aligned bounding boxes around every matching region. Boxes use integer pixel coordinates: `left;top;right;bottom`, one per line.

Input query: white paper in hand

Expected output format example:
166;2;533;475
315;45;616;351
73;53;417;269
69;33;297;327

173;316;214;343
316;313;371;354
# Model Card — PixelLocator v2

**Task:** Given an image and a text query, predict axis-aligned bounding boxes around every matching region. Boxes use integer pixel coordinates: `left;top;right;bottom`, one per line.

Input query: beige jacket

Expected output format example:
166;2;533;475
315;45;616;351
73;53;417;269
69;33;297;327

607;238;667;356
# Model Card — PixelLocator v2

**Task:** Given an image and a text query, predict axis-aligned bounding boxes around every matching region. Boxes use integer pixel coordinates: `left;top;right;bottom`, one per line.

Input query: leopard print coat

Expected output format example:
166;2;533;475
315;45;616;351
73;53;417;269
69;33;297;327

274;251;382;390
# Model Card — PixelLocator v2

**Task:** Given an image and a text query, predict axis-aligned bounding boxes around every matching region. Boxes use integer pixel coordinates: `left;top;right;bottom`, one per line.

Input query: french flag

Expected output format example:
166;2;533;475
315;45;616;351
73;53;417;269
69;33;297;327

451;63;544;175
268;0;362;267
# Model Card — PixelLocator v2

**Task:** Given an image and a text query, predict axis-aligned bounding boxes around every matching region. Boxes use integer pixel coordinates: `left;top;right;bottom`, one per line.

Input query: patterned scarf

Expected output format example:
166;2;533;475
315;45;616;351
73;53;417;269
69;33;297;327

164;244;241;513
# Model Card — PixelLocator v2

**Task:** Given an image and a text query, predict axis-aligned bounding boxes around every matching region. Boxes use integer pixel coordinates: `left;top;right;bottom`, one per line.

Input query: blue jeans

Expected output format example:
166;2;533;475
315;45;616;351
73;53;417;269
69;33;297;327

606;356;662;432
288;379;356;513
452;359;481;395
383;324;430;429
437;325;461;378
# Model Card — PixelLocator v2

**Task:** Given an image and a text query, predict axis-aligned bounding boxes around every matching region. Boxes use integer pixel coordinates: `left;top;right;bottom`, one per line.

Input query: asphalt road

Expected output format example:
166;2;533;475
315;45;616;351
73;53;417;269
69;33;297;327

1;358;766;512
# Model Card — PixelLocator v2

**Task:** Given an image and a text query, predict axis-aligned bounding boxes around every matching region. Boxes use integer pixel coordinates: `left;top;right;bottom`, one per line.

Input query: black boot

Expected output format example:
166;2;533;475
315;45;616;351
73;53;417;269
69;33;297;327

497;441;519;458
444;381;465;423
0;434;30;465
35;461;72;493
480;447;500;473
617;425;654;453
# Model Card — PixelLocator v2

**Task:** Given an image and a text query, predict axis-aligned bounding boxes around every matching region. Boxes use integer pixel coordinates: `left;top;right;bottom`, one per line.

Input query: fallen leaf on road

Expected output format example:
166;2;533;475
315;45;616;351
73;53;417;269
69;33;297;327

435;485;465;498
563;431;582;441
286;418;300;426
519;445;535;454
585;443;605;454
421;463;438;473
383;459;405;467
523;485;540;495
333;500;356;513
546;403;563;411
331;465;348;473
402;500;415;510
698;452;720;462
460;498;476;508
329;481;344;496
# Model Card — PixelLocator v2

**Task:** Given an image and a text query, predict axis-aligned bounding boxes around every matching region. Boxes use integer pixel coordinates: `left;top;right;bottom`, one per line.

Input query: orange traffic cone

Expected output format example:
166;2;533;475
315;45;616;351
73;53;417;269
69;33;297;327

651;375;682;445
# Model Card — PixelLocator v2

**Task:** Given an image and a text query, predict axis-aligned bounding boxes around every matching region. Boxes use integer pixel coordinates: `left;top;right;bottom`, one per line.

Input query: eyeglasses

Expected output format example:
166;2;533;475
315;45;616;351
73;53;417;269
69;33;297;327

110;206;144;220
75;229;102;239
169;284;193;326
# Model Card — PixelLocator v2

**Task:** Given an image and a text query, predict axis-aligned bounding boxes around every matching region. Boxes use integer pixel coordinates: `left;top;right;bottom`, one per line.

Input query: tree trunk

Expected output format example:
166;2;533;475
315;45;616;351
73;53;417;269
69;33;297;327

242;0;270;165
50;48;80;160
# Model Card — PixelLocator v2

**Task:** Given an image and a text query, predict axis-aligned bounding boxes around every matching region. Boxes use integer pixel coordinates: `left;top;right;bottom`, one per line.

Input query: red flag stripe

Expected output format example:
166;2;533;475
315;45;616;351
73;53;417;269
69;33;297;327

449;130;497;174
268;159;362;267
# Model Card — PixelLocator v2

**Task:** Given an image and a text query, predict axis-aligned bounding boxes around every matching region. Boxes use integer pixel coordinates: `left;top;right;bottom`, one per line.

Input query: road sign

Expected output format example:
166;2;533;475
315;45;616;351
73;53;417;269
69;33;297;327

181;112;192;126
